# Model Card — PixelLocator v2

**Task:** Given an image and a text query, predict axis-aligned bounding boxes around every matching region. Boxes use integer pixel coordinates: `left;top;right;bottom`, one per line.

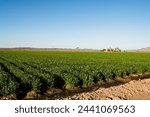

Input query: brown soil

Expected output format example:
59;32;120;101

59;78;150;100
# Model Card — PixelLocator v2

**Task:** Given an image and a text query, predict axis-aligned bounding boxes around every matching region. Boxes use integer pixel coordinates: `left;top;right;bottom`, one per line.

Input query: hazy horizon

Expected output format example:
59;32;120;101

0;0;150;50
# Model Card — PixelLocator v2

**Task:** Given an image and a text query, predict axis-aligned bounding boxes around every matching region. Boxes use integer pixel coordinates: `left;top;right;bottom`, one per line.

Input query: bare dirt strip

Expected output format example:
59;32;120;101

60;78;150;100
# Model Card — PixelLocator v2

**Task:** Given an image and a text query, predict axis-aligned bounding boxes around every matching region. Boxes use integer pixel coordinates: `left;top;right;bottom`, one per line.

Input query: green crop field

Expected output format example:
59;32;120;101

0;50;150;98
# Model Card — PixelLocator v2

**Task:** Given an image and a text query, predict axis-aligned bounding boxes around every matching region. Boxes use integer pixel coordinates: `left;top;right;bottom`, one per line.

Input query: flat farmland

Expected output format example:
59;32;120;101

0;50;150;99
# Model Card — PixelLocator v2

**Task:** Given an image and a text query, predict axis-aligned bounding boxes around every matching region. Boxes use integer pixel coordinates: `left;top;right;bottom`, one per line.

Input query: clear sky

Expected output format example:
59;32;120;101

0;0;150;50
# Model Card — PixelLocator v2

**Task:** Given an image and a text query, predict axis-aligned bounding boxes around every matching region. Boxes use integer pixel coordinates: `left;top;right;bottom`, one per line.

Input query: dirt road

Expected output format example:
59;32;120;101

60;78;150;100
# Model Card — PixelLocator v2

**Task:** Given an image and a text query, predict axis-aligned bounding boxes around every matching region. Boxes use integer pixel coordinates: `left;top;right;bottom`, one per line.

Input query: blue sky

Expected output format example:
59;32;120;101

0;0;150;50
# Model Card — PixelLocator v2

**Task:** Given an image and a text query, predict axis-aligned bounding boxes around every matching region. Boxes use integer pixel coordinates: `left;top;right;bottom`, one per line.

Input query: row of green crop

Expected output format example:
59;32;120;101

0;51;150;97
0;58;42;96
24;61;150;88
6;55;150;88
0;63;18;95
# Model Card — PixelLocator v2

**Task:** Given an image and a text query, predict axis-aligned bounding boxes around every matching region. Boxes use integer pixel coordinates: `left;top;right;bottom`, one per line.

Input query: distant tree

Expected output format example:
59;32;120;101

101;49;106;52
114;48;121;52
106;47;122;52
76;47;80;49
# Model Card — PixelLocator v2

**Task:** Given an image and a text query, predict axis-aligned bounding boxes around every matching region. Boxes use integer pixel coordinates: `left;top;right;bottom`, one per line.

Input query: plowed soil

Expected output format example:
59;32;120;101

60;78;150;100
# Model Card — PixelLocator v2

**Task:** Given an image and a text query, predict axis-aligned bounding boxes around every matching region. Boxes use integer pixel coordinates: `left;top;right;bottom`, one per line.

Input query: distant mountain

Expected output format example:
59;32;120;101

138;47;150;52
126;47;150;52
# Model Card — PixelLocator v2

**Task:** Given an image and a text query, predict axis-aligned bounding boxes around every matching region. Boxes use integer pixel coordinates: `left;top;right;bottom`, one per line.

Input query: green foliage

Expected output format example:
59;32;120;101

63;73;80;88
0;66;19;96
0;50;150;96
